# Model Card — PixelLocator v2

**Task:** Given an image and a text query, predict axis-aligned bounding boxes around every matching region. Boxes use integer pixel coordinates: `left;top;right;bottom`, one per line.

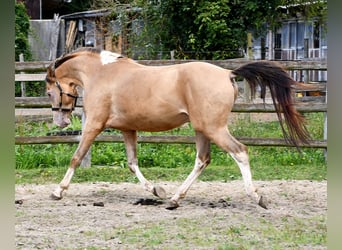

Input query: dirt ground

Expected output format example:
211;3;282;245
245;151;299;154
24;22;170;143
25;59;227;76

15;180;327;249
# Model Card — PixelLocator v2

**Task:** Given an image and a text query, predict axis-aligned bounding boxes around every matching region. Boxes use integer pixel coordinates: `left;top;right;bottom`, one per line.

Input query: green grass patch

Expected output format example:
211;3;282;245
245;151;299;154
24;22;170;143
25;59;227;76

101;214;326;249
15;113;326;183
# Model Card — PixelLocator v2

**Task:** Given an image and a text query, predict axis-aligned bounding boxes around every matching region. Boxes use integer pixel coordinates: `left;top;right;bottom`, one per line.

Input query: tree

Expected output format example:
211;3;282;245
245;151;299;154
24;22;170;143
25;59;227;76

132;0;287;59
143;0;287;59
87;0;327;60
15;2;32;61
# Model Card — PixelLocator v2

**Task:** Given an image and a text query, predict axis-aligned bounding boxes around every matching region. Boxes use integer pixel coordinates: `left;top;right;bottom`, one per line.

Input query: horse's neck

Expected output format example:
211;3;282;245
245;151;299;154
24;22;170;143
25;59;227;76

64;55;97;87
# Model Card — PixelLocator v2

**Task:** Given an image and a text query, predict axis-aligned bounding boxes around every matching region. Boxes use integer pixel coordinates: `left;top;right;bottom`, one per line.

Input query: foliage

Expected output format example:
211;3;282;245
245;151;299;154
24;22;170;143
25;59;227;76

90;0;326;59
15;2;32;61
155;0;327;59
15;81;47;97
155;0;282;59
281;0;327;22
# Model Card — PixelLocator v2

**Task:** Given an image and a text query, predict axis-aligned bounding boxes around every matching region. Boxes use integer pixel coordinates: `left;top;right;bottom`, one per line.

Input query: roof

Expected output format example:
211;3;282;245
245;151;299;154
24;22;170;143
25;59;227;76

60;9;112;20
278;0;327;9
59;7;142;20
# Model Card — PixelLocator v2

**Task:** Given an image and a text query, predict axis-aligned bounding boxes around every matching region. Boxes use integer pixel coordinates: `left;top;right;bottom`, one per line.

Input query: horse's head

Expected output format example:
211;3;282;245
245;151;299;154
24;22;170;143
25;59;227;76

45;48;117;128
46;63;79;128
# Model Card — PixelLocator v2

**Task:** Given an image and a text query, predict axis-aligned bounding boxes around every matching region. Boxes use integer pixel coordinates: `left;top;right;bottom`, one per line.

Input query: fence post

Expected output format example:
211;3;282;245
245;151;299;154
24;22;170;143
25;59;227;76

243;33;253;121
80;102;91;167
242;80;251;122
170;50;175;60
19;54;26;97
324;86;328;160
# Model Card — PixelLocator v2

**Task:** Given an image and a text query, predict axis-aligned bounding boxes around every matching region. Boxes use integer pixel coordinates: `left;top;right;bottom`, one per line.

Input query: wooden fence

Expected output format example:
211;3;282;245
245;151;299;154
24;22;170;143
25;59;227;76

15;59;327;154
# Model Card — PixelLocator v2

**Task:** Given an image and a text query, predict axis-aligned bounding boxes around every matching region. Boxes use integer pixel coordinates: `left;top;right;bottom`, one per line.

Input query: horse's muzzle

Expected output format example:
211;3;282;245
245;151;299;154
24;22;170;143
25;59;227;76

53;111;71;128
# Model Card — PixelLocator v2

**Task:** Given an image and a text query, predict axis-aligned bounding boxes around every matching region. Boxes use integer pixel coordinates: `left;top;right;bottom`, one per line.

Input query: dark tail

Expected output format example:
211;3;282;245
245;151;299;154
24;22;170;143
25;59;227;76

232;61;310;148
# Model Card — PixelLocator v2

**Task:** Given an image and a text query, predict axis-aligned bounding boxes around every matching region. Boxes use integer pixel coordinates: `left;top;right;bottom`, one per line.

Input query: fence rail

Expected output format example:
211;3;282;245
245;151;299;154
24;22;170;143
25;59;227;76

15;59;327;72
15;134;327;148
15;96;327;112
15;59;327;151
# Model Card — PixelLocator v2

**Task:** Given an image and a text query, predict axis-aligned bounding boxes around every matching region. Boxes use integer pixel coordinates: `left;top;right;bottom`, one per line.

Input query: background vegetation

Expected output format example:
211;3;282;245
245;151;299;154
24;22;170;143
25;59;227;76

91;0;327;59
15;2;32;61
16;0;327;61
15;113;326;184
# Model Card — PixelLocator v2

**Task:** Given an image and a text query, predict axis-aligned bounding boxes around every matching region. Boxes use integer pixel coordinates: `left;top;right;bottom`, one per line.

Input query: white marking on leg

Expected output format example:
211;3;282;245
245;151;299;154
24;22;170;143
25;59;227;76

131;163;155;193
100;50;122;65
230;151;259;202
123;130;166;198
52;168;75;198
170;132;210;206
171;156;206;202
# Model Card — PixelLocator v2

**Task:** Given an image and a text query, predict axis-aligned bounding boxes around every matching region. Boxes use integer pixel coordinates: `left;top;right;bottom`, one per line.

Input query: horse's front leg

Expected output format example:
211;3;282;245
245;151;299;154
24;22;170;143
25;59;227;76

50;127;101;200
167;131;211;209
122;130;166;199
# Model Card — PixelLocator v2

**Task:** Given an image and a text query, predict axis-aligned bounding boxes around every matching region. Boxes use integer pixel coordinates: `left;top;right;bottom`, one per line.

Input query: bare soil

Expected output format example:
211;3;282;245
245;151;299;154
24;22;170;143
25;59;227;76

15;180;326;249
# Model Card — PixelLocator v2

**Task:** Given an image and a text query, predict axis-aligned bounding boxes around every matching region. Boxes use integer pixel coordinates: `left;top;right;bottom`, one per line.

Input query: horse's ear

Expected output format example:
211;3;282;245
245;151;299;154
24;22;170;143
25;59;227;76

46;62;56;84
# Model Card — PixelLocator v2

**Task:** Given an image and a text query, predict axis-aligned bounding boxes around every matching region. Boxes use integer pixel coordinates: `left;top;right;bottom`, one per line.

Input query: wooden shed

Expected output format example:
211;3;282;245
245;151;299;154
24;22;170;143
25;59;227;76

28;7;143;61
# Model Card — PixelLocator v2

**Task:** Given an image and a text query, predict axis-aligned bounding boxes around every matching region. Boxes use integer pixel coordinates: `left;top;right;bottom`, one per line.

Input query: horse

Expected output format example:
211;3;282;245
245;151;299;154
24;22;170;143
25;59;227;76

45;47;310;210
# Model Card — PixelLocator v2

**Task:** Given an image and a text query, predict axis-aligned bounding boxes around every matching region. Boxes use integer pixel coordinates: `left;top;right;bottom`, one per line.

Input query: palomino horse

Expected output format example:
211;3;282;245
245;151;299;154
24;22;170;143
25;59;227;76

45;48;310;209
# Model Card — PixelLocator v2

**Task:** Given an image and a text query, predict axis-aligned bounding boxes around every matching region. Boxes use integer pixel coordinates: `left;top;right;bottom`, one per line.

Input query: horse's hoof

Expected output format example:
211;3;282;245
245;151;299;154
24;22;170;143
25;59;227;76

258;195;268;209
165;200;179;210
50;193;62;200
152;186;166;199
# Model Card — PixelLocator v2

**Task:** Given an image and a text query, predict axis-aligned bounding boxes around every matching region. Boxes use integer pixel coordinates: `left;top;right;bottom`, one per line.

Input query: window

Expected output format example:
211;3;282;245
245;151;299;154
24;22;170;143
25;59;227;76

289;23;296;48
297;22;304;48
313;22;320;48
282;23;289;48
275;33;281;49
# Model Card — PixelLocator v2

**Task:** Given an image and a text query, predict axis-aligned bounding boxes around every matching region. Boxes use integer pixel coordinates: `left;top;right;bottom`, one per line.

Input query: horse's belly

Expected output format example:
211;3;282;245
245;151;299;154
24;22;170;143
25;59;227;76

107;111;189;132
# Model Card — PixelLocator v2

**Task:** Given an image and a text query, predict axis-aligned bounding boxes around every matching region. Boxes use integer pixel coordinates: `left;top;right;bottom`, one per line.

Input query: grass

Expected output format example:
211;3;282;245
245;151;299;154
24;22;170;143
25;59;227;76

15;113;327;184
98;214;326;249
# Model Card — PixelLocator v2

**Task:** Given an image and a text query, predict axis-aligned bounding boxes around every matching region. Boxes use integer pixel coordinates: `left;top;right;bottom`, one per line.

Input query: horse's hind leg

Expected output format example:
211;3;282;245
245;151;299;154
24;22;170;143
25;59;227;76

167;131;211;209
210;127;267;209
122;130;166;199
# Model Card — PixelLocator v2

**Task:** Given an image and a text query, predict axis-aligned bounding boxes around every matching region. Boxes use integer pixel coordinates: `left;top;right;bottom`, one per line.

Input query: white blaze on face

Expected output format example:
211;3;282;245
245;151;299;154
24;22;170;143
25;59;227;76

100;50;122;65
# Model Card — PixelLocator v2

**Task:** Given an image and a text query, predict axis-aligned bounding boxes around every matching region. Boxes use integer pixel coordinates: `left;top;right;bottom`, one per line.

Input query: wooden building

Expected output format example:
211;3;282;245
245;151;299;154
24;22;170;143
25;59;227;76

28;7;143;61
251;4;327;83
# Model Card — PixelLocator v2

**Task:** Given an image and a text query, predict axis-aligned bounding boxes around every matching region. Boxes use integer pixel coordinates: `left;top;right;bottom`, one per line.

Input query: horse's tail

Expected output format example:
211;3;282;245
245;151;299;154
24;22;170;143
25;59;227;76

232;61;310;148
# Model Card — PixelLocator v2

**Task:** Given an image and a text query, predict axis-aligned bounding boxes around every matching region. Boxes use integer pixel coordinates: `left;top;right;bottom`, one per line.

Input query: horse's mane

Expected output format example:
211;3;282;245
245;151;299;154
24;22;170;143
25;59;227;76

47;48;123;79
54;48;102;69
